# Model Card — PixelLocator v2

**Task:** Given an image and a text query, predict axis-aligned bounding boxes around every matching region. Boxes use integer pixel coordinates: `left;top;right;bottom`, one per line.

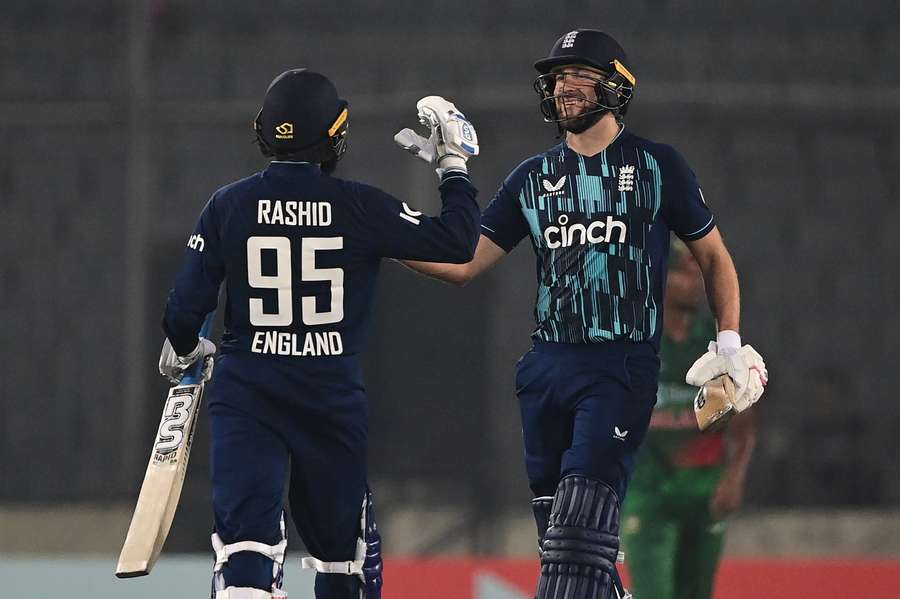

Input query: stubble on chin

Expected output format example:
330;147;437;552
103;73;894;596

557;106;594;133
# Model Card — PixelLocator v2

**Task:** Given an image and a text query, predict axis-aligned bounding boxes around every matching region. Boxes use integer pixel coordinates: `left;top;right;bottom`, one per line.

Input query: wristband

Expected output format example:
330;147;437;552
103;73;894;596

716;329;741;356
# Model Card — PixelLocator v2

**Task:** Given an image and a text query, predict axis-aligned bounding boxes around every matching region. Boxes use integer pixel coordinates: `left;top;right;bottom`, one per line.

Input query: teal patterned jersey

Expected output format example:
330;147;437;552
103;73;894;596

481;128;714;348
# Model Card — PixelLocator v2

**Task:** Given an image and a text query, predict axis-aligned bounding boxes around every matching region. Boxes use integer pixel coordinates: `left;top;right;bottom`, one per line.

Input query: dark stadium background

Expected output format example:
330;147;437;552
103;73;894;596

2;2;897;597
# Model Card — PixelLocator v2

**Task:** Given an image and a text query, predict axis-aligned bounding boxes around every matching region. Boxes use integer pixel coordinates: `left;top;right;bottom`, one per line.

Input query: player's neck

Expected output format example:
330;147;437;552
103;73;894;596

565;115;623;157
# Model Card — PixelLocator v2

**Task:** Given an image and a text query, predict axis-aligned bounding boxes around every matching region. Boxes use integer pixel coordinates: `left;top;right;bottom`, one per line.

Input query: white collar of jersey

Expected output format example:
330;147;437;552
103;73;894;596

270;160;314;165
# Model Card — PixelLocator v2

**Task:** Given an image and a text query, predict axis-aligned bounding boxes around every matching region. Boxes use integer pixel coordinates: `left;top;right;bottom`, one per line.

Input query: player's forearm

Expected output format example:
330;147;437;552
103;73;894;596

163;303;206;356
162;283;219;355
401;171;479;266
400;235;507;286
433;173;481;263
700;249;740;333
399;259;473;286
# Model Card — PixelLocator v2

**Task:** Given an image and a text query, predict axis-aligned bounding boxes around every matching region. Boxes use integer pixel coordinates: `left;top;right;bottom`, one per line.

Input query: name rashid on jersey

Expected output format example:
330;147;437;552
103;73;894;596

258;199;332;227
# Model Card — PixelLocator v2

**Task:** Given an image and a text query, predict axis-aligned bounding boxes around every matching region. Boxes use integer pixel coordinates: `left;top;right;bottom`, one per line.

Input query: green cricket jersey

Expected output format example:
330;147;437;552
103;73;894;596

622;313;728;599
631;313;725;490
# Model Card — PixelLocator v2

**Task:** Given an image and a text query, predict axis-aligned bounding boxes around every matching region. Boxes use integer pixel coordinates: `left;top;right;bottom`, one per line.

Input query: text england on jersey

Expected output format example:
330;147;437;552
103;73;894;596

250;330;344;356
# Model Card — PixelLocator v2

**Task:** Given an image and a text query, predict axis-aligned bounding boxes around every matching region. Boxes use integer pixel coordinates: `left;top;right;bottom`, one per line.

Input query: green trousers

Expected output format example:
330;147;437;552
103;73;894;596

620;466;725;599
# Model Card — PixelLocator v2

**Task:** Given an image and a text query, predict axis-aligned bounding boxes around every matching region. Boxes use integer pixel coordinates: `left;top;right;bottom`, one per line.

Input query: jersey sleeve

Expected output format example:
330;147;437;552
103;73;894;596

480;163;531;252
360;171;480;262
162;195;225;355
659;146;715;241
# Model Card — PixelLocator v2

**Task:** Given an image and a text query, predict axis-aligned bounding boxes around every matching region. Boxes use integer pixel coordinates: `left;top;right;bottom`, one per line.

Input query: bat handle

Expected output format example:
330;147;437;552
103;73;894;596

180;312;216;386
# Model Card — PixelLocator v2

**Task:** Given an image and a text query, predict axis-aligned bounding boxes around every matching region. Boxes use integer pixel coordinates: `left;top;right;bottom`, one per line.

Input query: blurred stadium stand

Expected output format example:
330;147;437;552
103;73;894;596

1;0;898;561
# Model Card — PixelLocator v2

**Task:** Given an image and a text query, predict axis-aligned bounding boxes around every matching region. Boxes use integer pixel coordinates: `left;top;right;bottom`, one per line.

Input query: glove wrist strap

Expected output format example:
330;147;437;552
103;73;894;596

177;338;206;365
716;330;741;356
437;154;467;171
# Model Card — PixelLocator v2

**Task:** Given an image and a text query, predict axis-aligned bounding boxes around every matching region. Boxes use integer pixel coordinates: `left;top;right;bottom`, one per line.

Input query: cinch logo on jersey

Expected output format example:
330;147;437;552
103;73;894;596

542;214;627;249
187;234;205;252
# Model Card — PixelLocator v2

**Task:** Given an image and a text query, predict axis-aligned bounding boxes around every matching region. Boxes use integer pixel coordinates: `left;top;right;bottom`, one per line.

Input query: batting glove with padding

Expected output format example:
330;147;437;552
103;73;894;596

158;337;216;384
686;342;768;414
394;96;479;176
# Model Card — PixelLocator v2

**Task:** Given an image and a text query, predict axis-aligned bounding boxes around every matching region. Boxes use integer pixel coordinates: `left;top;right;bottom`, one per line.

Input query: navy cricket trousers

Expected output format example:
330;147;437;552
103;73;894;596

206;351;368;597
515;339;660;500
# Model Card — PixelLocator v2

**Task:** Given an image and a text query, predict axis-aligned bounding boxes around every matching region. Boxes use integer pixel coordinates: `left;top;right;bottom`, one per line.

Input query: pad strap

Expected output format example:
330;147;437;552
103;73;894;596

299;537;367;575
211;533;287;572
298;488;382;596
541;526;619;570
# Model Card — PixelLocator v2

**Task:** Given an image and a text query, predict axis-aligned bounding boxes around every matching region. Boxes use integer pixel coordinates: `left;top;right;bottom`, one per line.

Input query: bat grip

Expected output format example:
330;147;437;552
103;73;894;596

180;312;215;386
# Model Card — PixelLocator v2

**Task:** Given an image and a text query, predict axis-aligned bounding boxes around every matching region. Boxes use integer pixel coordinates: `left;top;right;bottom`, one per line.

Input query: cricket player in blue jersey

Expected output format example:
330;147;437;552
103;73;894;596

157;69;481;599
401;30;768;599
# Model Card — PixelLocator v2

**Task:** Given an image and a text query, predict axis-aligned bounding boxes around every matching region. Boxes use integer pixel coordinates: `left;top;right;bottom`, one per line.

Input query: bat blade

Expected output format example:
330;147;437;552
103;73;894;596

116;379;205;577
693;374;736;432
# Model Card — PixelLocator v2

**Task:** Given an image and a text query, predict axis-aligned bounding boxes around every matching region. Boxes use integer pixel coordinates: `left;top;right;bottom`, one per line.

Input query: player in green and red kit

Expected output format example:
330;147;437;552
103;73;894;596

621;242;757;599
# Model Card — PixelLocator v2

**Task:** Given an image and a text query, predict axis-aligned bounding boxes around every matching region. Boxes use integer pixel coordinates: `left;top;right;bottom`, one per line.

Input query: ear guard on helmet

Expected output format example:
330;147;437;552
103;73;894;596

327;106;350;161
253;109;275;157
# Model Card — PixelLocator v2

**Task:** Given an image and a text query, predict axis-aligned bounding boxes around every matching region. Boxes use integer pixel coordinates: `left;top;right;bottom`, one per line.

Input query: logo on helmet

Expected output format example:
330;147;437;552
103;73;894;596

561;31;578;49
275;122;294;139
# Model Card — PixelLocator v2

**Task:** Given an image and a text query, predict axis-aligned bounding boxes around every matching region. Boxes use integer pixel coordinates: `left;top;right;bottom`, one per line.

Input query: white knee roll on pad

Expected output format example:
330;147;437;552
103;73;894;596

215;587;286;599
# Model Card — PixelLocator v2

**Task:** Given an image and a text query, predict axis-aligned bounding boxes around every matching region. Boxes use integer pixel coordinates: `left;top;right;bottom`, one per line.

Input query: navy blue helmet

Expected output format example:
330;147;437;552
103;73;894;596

254;69;349;168
533;30;637;130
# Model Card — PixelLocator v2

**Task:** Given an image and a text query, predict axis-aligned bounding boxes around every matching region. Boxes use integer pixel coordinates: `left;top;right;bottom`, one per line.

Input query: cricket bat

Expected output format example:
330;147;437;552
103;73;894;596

693;374;736;432
116;313;215;578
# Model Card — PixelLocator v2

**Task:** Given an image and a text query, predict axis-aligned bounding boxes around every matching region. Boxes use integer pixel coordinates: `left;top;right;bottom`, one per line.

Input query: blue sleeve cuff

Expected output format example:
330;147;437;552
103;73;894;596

677;215;715;241
480;223;515;253
439;169;472;186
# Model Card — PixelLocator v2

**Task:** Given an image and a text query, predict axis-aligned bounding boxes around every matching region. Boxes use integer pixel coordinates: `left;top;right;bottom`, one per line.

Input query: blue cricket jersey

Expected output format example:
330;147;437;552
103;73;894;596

481;128;714;349
163;162;479;358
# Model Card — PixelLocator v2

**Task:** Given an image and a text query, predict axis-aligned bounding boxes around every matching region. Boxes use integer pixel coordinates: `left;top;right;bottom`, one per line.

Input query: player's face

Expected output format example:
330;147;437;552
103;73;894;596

551;65;606;124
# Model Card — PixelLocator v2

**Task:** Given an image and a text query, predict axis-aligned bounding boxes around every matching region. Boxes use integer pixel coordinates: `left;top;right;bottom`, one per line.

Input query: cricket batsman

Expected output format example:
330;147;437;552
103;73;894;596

621;242;757;599
158;69;481;599
400;29;768;599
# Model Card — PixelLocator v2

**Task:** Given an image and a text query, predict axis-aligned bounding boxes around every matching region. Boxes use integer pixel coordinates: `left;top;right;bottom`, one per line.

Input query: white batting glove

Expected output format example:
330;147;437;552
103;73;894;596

394;96;479;176
686;338;768;413
158;337;216;384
